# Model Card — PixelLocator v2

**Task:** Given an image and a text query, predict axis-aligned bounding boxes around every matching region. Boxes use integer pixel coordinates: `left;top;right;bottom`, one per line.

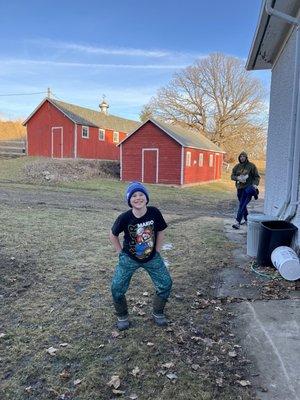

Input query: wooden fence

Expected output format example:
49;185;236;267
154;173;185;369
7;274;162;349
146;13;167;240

0;139;26;157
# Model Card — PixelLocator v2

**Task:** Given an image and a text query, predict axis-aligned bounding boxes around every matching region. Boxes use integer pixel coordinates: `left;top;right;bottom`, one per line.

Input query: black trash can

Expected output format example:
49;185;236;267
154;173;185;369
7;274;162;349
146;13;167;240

256;220;298;266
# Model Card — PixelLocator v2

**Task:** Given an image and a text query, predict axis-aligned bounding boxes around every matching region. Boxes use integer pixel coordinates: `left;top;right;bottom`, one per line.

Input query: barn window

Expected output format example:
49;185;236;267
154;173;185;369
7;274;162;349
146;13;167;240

82;126;89;138
186;151;191;167
209;154;214;167
199;153;204;167
113;131;119;143
99;129;105;141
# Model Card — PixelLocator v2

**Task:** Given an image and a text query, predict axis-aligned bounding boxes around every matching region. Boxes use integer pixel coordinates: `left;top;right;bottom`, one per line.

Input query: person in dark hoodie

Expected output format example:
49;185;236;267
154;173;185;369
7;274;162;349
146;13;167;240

231;151;260;229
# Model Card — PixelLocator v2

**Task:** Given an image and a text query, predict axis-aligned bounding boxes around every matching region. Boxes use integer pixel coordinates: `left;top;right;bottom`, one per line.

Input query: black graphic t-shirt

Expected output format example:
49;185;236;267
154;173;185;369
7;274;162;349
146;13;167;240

111;206;167;262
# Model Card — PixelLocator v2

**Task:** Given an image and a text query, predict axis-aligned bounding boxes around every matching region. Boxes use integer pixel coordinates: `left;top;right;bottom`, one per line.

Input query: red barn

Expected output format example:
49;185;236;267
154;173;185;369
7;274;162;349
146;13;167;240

119;119;225;185
23;98;139;160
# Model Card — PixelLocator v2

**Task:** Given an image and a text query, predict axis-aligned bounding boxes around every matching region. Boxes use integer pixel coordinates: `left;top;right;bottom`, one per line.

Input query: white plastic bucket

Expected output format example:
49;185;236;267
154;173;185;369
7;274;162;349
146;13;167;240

271;246;300;281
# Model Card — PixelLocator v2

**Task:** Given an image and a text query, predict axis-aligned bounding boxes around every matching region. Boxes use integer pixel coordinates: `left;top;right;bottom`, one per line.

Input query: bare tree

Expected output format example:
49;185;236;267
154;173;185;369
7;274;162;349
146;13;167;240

139;104;153;122
142;53;267;157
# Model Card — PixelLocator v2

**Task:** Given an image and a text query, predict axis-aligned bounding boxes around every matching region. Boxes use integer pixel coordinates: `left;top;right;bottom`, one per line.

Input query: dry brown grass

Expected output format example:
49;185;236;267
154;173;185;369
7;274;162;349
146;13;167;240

0;181;255;400
0;120;26;140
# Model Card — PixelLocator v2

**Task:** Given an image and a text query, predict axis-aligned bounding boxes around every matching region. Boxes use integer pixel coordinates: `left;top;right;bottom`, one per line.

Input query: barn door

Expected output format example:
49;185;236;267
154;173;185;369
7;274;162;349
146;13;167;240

51;127;63;158
142;149;158;183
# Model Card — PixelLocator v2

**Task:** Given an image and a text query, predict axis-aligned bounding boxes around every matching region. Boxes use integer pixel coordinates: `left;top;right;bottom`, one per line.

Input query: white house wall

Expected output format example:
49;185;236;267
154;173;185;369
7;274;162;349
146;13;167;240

265;33;292;206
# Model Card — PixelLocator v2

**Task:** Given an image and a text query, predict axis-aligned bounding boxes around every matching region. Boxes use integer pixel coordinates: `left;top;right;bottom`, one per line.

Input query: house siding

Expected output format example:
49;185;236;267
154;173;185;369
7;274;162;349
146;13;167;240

77;126;126;160
183;148;223;184
266;29;300;245
121;121;223;185
265;31;296;216
121;121;182;184
26;100;127;160
27;101;74;157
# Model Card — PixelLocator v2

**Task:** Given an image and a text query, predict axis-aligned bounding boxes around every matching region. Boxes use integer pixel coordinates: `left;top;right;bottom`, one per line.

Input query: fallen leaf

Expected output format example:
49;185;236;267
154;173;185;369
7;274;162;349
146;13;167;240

59;343;69;347
73;379;82;386
228;351;237;358
48;388;59;397
59;369;71;380
166;372;178;381
112;389;125;395
98;344;105;348
146;342;154;347
25;386;33;393
237;380;251;387
174;294;184;300
132;306;146;316
111;330;120;338
216;377;223;387
191;364;200;371
129;394;138;400
156;369;166;376
46;346;58;356
107;375;121;389
162;362;174;369
131;367;140;377
142;292;149;296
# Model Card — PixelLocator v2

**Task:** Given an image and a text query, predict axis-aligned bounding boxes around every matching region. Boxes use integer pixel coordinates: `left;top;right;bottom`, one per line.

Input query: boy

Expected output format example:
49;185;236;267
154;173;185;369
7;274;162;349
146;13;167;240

109;182;172;330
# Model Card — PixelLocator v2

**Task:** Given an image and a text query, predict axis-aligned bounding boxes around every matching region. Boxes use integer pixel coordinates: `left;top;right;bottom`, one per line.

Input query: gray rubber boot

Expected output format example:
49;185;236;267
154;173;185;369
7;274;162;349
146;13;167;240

116;316;129;331
152;295;168;327
113;296;130;330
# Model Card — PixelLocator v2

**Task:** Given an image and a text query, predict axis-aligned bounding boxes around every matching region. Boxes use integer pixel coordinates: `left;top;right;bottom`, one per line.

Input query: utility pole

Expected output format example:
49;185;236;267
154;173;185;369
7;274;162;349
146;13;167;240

47;87;51;98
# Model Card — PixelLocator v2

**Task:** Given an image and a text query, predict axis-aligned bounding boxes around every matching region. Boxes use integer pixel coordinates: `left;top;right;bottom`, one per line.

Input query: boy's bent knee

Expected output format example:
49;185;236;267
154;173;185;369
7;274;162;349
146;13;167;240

159;276;173;300
111;282;126;302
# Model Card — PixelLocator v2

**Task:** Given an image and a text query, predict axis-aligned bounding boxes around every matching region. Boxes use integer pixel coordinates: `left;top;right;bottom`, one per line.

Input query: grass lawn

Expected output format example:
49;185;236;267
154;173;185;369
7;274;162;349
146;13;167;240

0;169;257;399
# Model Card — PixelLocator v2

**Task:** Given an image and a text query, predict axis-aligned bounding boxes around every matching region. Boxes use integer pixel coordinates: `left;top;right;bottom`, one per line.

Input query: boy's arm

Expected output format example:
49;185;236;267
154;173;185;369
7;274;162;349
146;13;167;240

156;230;165;252
109;230;122;254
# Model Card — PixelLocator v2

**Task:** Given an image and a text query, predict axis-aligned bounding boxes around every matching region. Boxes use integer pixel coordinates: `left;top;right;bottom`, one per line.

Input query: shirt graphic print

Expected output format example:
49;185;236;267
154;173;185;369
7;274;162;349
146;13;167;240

129;220;155;259
111;206;168;263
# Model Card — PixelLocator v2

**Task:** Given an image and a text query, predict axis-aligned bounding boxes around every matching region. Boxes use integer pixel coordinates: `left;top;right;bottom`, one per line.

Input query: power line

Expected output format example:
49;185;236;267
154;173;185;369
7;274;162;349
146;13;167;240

0;91;47;97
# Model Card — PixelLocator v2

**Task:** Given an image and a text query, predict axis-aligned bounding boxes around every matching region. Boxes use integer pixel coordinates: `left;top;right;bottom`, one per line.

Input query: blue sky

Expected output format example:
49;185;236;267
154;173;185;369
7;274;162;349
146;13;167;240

0;0;270;121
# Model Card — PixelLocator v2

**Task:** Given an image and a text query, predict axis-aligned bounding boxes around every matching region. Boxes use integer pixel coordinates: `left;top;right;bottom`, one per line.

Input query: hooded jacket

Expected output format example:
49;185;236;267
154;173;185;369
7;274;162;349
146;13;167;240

231;152;260;189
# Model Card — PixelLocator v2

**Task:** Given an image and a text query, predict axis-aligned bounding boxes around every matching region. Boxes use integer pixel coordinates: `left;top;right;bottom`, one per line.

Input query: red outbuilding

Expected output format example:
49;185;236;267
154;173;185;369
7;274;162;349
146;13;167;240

119;119;225;185
23;97;139;160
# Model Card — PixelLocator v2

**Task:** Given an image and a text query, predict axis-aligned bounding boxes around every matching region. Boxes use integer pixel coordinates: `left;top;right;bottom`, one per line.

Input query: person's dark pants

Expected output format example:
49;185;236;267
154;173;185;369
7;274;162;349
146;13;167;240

111;252;172;316
236;187;255;223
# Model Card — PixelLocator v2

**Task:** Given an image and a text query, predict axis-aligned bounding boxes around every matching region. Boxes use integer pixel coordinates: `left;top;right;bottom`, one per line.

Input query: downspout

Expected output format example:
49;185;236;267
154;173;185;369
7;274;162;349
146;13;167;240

265;0;300;220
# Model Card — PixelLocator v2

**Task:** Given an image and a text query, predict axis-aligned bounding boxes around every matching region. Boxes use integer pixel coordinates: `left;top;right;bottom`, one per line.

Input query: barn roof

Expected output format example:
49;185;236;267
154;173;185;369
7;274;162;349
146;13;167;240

119;118;225;153
23;98;140;133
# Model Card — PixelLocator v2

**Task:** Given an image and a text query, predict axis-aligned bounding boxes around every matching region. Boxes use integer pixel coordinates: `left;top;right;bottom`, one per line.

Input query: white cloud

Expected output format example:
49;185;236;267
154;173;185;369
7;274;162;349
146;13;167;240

1;58;188;70
27;38;203;60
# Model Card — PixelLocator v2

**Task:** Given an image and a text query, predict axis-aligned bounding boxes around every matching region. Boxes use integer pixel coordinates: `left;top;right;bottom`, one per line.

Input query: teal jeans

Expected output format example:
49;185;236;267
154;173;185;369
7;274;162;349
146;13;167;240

111;252;172;302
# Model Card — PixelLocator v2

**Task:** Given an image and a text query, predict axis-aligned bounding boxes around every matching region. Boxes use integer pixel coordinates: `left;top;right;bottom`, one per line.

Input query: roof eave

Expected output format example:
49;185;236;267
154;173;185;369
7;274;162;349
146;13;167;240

246;0;271;71
118;118;224;152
